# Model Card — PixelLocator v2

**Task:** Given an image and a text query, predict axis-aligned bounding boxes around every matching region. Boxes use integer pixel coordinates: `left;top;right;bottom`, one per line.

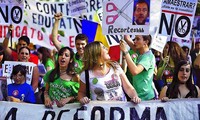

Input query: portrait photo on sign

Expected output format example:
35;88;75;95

132;0;150;25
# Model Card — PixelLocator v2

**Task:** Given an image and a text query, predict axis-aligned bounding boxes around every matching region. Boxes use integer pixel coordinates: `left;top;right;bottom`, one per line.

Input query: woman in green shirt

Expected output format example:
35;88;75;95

43;47;80;108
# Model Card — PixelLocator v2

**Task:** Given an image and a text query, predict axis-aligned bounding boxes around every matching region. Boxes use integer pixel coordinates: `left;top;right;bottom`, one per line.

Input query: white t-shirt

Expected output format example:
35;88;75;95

80;65;127;101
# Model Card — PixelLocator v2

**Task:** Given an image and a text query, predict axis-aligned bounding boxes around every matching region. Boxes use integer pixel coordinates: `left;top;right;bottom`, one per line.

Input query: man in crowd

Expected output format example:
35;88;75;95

3;25;38;65
133;0;150;25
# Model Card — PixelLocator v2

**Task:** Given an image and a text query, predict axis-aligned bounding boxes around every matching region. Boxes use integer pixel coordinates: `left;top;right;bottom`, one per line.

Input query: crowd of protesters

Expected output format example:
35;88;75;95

1;13;200;108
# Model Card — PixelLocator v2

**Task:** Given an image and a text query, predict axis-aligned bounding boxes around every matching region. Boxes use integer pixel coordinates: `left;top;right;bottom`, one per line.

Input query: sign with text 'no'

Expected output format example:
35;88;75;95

158;0;197;40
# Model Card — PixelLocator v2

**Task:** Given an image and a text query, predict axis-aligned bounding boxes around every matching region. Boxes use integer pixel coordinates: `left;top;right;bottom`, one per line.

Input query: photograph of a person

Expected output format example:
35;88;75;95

132;0;150;25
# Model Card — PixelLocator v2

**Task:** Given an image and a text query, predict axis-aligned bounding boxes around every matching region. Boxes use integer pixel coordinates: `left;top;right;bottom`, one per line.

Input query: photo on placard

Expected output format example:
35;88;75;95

132;0;150;25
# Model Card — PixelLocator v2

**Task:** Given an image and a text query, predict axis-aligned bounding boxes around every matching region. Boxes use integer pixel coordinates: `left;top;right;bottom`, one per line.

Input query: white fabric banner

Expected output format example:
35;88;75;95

0;99;200;120
0;0;101;51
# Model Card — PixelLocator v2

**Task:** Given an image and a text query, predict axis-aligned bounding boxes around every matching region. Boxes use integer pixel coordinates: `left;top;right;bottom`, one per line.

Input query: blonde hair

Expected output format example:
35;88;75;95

82;41;117;71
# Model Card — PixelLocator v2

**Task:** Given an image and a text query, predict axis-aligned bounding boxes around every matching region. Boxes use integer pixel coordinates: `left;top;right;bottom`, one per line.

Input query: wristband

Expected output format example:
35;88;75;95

123;51;129;55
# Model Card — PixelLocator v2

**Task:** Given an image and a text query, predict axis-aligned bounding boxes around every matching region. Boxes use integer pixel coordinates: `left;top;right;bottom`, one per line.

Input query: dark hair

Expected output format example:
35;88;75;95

37;47;52;66
18;46;30;54
10;64;26;79
75;34;88;43
142;35;152;46
18;36;30;45
49;47;75;82
134;0;149;12
167;60;197;98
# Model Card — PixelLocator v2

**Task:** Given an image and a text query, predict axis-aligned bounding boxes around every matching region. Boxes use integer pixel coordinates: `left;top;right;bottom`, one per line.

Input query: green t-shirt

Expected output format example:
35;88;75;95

45;58;55;70
43;70;80;101
131;50;155;100
126;49;138;82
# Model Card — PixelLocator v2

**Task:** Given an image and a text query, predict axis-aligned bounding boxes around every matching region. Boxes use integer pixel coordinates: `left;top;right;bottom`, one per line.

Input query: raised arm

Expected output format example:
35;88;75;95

124;35;136;51
3;24;14;56
120;40;144;76
52;12;63;51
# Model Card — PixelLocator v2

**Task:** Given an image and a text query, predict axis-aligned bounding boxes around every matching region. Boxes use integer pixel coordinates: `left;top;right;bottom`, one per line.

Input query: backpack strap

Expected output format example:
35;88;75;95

85;70;90;98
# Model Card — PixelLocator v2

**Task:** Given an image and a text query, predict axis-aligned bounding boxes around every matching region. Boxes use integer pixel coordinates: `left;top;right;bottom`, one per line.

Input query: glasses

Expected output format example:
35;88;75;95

135;8;148;12
20;52;29;55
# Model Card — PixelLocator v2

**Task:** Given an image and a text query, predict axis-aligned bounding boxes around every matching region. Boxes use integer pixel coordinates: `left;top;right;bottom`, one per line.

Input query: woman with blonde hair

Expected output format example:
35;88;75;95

78;41;140;104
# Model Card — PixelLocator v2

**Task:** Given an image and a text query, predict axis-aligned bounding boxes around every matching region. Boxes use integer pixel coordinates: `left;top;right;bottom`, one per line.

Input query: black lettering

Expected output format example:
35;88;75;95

155;107;167;120
36;2;42;12
24;0;31;10
106;35;120;45
57;109;70;120
110;107;124;120
43;3;50;14
42;111;55;120
73;18;81;33
0;6;8;22
74;106;87;120
91;106;105;120
130;107;150;120
5;108;17;120
159;13;174;35
175;16;190;38
11;6;23;24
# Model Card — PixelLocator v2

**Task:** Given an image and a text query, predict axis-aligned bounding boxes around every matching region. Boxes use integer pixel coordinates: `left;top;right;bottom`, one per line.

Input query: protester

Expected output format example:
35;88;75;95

78;41;140;105
133;0;149;25
159;60;200;101
52;12;88;74
3;25;38;65
120;35;156;100
7;65;36;103
182;46;192;64
43;47;80;108
18;47;39;92
157;41;186;86
37;47;55;72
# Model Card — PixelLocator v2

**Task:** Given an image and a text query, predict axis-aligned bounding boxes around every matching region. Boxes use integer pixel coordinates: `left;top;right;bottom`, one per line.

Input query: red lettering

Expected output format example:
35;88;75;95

21;26;28;36
69;36;75;48
37;31;43;40
15;26;21;37
30;28;36;38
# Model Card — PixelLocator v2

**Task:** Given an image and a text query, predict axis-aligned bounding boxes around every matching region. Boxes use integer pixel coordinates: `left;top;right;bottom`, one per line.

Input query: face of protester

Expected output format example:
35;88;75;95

38;52;42;61
17;40;28;52
195;43;200;52
18;48;30;62
178;64;191;84
100;43;110;61
134;2;149;25
13;72;25;84
163;43;169;57
133;35;147;50
75;39;87;56
58;49;72;69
